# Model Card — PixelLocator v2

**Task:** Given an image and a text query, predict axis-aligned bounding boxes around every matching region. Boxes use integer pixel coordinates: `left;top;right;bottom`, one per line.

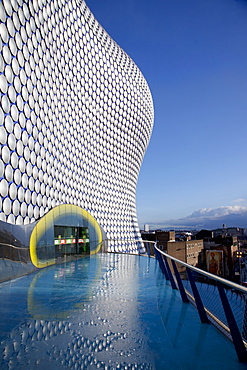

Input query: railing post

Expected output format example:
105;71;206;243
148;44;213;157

154;248;169;279
171;259;189;302
186;267;209;323
138;241;142;255
163;254;177;290
242;296;247;341
147;242;150;257
217;281;247;362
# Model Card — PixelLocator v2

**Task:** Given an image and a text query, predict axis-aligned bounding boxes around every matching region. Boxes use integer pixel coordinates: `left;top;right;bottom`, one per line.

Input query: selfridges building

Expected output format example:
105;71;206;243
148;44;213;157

0;0;154;278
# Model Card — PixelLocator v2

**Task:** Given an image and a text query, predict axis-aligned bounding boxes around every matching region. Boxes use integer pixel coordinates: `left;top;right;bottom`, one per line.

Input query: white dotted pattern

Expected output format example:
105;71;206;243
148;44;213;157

0;0;154;253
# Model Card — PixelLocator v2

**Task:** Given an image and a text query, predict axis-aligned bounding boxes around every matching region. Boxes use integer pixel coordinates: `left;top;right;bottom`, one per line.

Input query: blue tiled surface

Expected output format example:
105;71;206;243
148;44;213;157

0;254;246;369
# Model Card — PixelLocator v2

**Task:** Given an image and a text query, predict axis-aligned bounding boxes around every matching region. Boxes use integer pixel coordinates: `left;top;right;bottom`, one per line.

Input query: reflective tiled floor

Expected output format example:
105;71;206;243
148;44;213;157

0;254;246;369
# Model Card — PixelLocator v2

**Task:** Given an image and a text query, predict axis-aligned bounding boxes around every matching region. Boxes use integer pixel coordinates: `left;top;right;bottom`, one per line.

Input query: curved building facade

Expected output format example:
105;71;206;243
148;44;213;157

0;0;154;270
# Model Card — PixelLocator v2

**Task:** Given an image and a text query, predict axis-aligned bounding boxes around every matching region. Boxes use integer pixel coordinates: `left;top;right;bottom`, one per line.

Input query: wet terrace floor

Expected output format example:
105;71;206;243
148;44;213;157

0;253;246;369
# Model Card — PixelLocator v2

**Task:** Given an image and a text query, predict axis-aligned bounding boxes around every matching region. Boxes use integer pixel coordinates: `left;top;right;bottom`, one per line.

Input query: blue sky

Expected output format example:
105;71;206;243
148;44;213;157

86;0;247;229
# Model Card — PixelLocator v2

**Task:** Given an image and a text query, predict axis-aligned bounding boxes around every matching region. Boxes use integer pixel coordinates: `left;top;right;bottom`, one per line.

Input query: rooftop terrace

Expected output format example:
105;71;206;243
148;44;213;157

0;253;246;369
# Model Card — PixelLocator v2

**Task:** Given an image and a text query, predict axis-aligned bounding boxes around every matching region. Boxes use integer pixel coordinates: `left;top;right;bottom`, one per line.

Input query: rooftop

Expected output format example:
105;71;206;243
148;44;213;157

0;253;246;369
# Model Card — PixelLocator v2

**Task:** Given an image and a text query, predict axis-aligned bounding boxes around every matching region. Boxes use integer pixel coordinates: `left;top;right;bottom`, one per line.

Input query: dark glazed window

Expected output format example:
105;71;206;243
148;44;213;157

54;225;90;256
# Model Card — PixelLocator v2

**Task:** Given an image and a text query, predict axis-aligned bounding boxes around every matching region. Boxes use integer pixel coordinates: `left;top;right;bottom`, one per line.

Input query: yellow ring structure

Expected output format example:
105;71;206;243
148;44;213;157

30;204;103;268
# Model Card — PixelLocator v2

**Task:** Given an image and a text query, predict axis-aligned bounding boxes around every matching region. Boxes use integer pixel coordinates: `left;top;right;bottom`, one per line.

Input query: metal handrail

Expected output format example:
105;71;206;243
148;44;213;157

0;242;29;250
0;243;30;264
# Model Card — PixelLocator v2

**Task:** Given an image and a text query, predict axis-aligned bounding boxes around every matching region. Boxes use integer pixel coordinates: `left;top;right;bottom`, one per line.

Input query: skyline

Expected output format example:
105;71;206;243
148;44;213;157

86;0;247;230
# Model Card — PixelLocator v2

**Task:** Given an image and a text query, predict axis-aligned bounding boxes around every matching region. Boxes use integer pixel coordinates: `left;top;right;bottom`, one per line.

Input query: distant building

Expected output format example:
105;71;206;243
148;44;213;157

209;235;238;279
141;230;156;241
166;240;204;267
213;227;245;238
140;229;203;268
156;231;175;250
175;231;194;241
196;229;214;241
196;229;238;278
144;224;150;232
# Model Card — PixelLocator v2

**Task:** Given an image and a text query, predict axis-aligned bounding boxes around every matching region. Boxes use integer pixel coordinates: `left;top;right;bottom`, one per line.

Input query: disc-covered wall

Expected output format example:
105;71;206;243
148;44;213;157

0;0;154;254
